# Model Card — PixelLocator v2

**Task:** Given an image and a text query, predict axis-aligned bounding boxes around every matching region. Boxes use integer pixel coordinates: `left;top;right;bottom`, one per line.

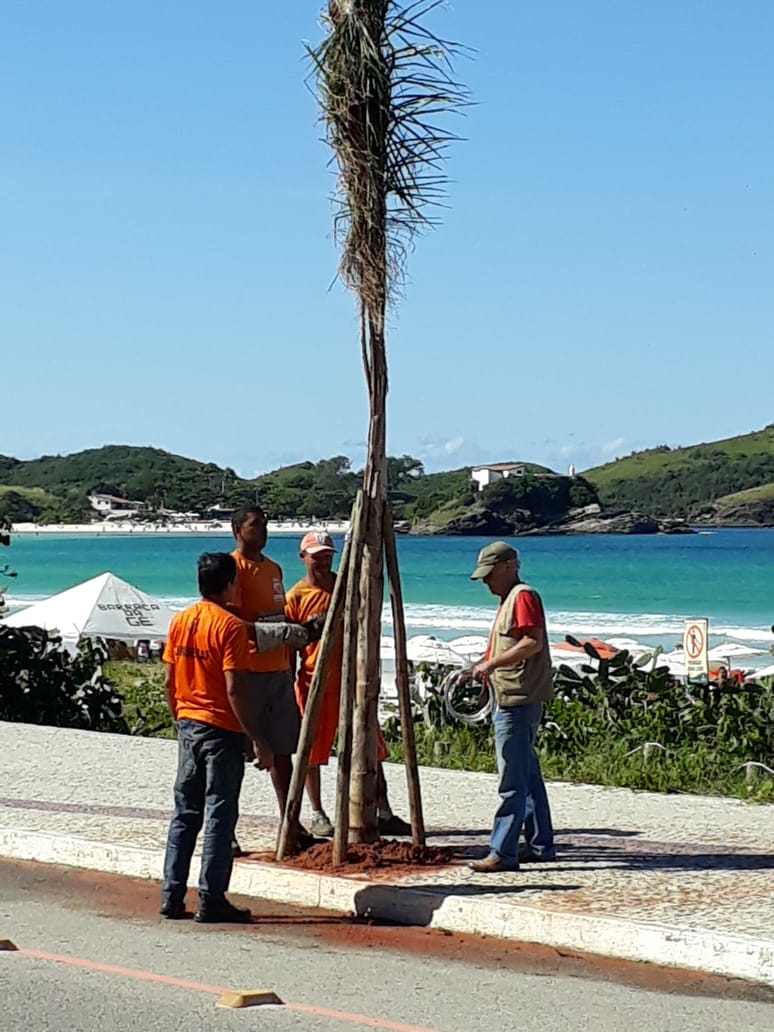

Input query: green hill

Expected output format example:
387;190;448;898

1;445;242;514
584;426;774;520
11;429;772;530
0;446;472;525
694;481;774;527
0;486;63;523
0;444;589;531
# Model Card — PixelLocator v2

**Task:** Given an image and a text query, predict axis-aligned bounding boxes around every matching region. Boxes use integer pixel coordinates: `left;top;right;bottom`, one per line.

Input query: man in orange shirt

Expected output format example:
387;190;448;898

230;506;314;844
161;552;273;923
285;531;411;838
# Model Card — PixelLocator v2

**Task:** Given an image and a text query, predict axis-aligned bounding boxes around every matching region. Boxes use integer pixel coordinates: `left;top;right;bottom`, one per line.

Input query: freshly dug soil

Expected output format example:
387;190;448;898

283;839;453;875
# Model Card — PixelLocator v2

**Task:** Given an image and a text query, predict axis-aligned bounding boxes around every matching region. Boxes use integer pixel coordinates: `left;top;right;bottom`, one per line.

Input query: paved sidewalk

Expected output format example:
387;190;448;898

1;722;772;986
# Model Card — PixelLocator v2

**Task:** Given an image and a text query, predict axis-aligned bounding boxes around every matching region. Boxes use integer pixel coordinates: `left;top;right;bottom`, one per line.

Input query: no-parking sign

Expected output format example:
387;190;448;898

683;618;709;680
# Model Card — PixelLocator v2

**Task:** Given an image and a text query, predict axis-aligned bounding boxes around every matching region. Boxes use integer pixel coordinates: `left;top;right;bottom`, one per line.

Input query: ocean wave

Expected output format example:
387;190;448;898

6;593;771;649
385;603;774;646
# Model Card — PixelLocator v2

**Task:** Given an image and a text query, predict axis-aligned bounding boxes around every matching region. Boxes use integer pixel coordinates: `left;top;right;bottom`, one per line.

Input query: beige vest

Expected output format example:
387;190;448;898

489;583;554;708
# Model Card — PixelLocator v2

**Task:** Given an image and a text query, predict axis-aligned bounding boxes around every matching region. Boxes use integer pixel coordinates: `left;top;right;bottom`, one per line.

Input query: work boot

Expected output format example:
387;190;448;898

159;898;186;919
468;853;519;874
378;814;412;837
296;827;318;852
518;846;556;863
194;896;252;924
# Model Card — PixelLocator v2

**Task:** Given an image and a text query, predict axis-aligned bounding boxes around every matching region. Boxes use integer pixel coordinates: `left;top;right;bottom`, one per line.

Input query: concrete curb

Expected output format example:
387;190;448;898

2;826;772;988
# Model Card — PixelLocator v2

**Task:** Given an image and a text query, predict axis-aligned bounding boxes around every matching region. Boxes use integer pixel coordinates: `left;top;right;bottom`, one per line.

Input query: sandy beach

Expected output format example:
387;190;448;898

10;520;351;537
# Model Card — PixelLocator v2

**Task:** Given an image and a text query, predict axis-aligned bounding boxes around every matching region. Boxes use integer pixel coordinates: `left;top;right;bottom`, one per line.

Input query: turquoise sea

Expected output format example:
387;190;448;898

5;529;774;651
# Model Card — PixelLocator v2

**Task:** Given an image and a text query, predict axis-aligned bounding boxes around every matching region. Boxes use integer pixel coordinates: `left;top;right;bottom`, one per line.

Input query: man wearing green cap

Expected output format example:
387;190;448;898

468;541;555;873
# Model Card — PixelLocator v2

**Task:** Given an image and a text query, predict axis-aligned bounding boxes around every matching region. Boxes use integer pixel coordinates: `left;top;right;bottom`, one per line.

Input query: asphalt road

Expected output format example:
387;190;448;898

0;861;771;1032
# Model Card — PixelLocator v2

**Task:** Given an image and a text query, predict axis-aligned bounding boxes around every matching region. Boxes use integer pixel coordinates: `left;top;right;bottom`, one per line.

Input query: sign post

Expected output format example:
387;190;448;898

683;618;709;681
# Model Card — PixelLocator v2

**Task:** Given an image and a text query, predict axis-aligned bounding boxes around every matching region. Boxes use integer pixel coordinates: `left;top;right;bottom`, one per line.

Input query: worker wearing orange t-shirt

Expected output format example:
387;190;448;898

230;506;313;846
161;552;273;924
284;531;412;839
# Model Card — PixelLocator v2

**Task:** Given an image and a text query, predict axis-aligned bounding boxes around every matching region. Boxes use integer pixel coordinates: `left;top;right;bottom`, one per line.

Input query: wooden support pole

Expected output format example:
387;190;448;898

275;496;357;861
349;493;384;844
383;505;425;847
333;492;367;866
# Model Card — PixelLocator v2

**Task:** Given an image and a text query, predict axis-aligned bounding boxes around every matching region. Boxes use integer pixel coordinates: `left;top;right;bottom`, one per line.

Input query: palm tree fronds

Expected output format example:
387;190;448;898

308;0;470;312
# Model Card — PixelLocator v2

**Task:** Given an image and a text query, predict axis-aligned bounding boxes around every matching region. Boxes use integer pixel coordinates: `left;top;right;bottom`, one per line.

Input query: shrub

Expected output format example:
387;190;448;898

0;626;128;733
104;661;176;738
381;648;774;801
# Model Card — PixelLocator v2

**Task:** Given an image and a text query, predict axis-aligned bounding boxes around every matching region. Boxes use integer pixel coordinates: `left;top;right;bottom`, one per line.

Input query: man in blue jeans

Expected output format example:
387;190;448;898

469;542;555;873
161;552;274;923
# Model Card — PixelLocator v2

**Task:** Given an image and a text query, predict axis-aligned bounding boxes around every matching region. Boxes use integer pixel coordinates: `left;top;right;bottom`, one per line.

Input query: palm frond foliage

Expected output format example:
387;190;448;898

308;0;470;319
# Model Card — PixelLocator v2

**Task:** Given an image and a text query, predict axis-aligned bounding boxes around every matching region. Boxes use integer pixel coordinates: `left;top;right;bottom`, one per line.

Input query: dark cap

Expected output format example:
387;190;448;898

470;541;519;580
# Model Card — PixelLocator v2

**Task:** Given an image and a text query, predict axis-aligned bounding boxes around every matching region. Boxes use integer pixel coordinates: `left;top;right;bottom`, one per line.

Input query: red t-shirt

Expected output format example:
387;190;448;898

486;589;545;660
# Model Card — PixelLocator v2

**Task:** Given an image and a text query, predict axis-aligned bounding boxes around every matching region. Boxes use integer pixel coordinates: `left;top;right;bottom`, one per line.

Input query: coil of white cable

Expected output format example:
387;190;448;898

441;667;493;725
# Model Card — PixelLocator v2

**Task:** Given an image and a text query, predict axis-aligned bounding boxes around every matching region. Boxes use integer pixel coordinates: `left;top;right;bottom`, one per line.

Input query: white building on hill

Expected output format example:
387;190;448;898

88;493;145;517
470;463;528;492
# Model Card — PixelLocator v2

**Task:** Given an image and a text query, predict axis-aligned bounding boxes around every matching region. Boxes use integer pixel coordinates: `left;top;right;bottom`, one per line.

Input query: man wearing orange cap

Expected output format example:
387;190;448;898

285;530;411;838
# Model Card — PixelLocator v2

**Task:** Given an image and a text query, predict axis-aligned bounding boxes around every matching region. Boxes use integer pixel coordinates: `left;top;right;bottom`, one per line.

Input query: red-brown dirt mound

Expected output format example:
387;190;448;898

283;840;453;875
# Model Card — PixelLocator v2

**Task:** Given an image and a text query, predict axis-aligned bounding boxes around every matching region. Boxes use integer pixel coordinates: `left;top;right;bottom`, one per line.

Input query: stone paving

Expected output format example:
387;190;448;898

1;722;773;983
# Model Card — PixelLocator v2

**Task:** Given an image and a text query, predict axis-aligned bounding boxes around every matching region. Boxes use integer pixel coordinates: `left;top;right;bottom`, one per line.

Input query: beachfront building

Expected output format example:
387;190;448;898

207;502;234;519
88;493;145;518
470;463;528;492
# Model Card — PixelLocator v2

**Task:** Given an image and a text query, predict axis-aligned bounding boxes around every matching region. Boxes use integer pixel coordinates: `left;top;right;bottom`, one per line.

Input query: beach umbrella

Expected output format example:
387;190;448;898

380;635;396;658
748;663;774;679
708;642;767;662
448;635;488;661
551;651;592;672
405;635;466;667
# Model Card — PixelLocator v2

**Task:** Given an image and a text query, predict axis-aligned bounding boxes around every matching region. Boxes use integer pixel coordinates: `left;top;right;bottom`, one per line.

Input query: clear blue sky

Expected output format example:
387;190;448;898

2;2;772;476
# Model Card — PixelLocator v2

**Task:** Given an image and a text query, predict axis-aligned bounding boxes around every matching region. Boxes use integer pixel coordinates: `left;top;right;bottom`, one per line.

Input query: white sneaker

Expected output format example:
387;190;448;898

309;812;334;838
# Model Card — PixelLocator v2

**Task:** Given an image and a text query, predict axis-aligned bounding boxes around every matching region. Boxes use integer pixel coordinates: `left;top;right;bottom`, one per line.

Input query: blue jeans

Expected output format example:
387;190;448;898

489;703;554;865
162;719;245;905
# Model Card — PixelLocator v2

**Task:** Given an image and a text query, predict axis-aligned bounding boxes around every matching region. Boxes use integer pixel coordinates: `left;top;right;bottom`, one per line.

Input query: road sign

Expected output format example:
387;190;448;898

683;618;709;680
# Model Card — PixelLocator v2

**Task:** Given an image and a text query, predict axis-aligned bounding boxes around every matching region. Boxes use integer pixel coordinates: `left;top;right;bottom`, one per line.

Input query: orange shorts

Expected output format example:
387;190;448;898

296;683;390;766
296;684;339;766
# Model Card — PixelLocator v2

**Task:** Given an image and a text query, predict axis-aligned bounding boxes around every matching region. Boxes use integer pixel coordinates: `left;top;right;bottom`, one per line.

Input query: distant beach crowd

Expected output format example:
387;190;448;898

10;520;352;537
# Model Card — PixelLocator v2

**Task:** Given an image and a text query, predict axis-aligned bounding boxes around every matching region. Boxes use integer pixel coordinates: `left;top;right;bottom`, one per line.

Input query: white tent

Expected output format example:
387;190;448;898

2;572;177;642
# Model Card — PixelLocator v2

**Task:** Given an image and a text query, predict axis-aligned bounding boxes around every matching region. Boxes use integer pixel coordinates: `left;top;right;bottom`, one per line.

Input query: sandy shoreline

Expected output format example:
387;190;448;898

10;520;351;537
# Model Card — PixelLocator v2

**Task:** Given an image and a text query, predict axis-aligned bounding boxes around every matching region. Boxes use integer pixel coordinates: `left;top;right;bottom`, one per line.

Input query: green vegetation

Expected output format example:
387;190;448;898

105;661;176;738
7;648;772;801
383;654;774;802
0;445;245;519
585;425;774;519
482;472;598;522
0;444;477;525
0;485;67;523
713;482;774;505
4;427;774;527
0;630;128;733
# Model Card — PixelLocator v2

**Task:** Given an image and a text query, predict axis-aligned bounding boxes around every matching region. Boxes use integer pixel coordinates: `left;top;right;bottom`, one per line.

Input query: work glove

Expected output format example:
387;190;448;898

253;620;313;653
302;615;327;643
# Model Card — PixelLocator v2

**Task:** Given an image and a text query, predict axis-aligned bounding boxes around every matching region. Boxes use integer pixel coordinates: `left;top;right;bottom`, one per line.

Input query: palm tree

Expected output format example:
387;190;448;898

278;0;468;859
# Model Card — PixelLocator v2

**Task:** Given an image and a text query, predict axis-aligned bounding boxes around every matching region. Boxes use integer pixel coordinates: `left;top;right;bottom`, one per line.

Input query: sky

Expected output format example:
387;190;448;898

2;1;772;477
